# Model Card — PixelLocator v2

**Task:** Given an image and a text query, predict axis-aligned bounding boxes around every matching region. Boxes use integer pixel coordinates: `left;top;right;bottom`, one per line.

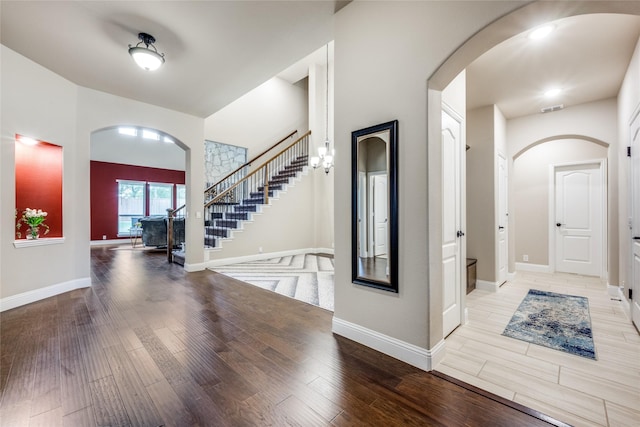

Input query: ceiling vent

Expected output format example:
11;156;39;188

541;104;564;113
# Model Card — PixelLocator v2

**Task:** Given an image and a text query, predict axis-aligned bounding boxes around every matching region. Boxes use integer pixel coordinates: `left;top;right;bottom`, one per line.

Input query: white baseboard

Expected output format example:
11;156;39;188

615;286;632;319
515;262;552;273
0;277;91;312
607;284;620;297
207;247;334;268
184;262;207;272
476;280;499;292
332;317;445;371
90;239;129;246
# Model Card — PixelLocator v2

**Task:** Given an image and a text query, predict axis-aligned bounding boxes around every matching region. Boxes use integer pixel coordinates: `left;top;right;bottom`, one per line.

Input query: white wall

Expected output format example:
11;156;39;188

617;36;640;296
1;45;84;304
466;106;497;281
77;88;205;270
513;138;608;267
333;1;524;366
207;171;318;260
91;128;186;171
1;45;206;309
204;76;308;159
507;99;618;282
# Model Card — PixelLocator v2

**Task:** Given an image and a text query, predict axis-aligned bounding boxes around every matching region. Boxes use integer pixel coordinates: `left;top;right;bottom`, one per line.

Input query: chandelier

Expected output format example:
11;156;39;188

310;43;334;174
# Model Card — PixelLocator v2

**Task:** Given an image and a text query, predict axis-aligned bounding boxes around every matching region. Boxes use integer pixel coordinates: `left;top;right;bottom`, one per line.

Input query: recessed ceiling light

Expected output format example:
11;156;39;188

118;127;137;136
142;130;160;140
544;88;562;98
529;24;554;40
18;136;38;145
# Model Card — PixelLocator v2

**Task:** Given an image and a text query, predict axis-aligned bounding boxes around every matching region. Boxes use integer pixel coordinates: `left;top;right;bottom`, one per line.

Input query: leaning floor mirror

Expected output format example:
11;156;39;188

351;120;398;292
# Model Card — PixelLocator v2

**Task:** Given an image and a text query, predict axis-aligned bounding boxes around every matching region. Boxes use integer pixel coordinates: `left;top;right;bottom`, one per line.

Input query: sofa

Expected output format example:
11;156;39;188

140;216;185;248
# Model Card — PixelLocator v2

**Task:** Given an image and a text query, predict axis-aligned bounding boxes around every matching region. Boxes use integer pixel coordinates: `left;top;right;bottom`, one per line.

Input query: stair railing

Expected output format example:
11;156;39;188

167;130;310;263
204;130;298;205
204;130;311;221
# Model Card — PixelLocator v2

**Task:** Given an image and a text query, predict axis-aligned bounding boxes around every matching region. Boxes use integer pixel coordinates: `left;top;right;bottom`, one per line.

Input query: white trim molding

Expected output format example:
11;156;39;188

0;277;91;312
207;247;334;268
332;317;446;371
515;262;552;273
13;237;65;248
476;280;500;292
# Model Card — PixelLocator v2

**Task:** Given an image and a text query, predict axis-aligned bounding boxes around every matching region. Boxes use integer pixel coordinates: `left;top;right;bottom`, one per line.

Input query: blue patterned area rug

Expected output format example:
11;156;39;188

502;289;596;360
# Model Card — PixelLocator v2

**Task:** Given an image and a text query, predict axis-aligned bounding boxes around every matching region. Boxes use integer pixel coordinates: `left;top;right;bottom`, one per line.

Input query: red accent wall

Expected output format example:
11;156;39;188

90;161;185;241
15;137;63;238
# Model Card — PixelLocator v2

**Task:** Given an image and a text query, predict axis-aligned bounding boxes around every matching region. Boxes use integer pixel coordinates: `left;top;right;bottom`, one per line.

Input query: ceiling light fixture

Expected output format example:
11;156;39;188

128;32;165;71
310;43;334;174
544;87;562;98
529;24;554;40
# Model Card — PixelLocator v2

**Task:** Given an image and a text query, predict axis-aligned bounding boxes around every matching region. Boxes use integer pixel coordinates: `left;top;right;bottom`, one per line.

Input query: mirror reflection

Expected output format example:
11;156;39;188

352;120;398;292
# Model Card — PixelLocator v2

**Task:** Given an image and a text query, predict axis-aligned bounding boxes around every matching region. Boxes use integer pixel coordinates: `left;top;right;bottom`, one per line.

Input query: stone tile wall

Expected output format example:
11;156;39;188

204;140;247;188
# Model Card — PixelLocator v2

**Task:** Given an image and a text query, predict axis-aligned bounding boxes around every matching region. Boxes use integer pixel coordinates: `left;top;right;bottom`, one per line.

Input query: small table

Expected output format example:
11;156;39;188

129;226;142;247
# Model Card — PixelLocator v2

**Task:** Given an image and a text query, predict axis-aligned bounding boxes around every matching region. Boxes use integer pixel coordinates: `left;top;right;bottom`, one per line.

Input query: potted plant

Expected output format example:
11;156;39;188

16;208;50;239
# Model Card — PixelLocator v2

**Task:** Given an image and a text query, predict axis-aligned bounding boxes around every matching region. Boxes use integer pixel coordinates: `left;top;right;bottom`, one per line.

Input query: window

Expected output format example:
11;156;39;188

149;182;173;216
176;184;186;209
117;180;145;234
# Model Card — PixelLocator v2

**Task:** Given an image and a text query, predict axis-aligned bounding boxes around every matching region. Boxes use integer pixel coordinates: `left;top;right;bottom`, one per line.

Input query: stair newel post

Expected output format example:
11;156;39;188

263;163;269;205
167;208;174;263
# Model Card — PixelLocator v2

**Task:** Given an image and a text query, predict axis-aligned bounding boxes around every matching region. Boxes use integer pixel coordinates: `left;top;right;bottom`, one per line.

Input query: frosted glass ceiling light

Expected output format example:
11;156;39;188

128;32;165;71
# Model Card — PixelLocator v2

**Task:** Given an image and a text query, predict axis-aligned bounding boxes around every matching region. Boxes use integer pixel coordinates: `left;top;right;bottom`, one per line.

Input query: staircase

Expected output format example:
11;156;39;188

169;130;311;265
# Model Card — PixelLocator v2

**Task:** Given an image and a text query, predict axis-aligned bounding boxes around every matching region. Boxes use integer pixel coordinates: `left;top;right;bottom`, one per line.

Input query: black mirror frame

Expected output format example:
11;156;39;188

351;120;399;293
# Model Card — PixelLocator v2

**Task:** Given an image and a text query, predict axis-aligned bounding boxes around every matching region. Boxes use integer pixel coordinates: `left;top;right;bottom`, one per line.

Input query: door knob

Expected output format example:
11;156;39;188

456;230;465;238
498;226;505;230
556;223;563;227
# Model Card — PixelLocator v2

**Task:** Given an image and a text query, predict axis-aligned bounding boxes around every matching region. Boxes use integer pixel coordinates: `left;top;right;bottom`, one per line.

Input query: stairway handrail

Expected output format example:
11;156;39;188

203;130;298;195
204;130;311;209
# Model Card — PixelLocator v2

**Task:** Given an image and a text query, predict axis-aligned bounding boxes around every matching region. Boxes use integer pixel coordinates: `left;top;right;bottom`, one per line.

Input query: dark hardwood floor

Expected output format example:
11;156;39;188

1;245;562;426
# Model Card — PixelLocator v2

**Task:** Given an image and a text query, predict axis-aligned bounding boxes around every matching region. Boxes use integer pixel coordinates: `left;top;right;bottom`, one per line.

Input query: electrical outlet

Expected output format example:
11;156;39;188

102;235;107;240
258;247;263;253
523;254;529;262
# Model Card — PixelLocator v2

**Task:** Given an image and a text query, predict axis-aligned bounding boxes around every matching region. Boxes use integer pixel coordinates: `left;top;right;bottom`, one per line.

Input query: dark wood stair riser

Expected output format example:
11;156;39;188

215;220;238;228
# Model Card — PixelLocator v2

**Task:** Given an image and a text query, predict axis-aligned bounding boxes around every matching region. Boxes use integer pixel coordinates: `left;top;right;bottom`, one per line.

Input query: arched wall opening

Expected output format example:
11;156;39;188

425;1;640;348
89;125;187;242
513;136;609;270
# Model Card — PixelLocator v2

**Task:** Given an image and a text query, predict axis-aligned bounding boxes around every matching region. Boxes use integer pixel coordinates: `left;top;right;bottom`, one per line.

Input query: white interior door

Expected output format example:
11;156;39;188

497;153;508;285
554;164;603;277
373;174;388;256
630;110;640;327
358;172;368;258
442;107;464;337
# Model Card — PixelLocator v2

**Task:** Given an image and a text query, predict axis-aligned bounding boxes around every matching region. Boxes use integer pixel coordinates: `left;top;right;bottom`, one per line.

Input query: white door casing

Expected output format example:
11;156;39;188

442;105;465;337
553;162;605;277
629;108;640;328
358;172;368;258
497;153;508;285
373;174;388;257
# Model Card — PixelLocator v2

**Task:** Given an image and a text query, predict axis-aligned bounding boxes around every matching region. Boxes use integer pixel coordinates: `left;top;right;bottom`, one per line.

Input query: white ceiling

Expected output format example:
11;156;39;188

466;13;640;119
0;1;340;118
2;3;639;121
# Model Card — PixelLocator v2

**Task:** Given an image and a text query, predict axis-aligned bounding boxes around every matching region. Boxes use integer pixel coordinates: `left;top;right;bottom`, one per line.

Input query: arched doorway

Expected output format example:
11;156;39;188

89;126;186;244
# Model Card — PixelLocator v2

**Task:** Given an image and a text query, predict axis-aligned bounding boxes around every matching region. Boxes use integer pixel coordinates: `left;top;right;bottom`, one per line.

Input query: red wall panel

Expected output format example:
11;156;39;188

15;137;63;238
90;161;185;241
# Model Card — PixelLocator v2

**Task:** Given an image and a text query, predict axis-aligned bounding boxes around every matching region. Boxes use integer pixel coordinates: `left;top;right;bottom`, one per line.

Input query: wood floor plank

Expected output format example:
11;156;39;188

0;247;570;427
88;375;130;426
103;345;164;427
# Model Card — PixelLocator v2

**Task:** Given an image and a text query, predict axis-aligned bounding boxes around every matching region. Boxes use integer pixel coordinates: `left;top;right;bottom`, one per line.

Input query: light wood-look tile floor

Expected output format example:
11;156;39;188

436;271;640;427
